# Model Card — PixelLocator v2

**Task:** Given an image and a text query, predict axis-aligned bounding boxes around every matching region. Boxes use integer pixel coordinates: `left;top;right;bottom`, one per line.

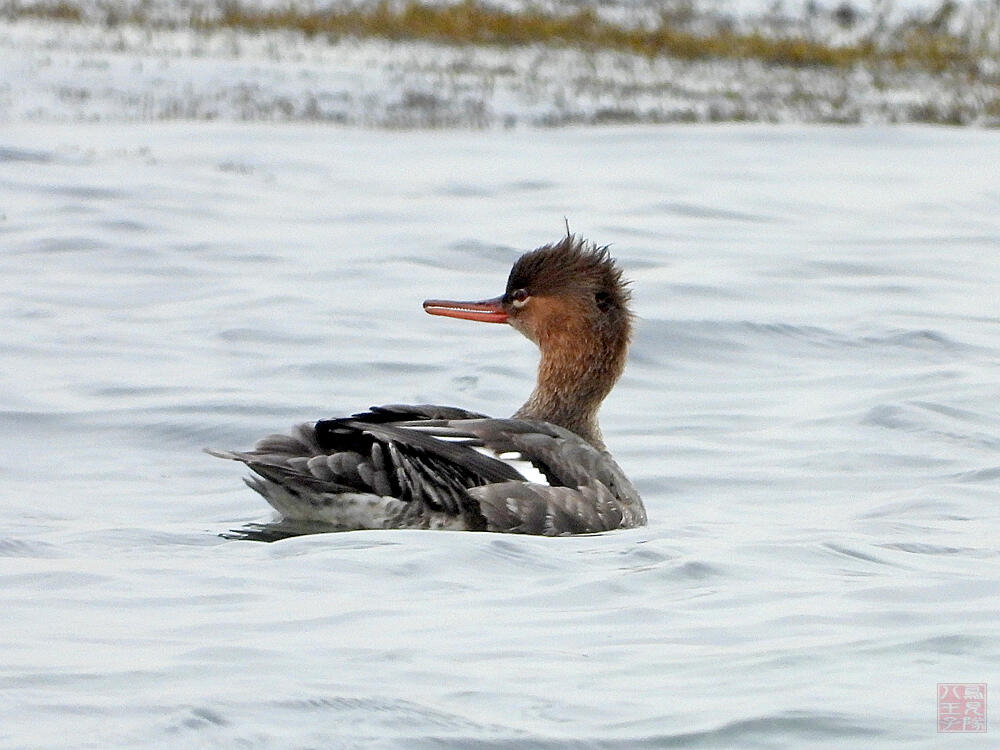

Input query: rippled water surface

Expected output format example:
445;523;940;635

2;124;999;748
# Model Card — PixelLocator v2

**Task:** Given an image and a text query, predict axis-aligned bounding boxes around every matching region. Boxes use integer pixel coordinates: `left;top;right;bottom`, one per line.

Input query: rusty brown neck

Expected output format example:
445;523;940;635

512;310;628;451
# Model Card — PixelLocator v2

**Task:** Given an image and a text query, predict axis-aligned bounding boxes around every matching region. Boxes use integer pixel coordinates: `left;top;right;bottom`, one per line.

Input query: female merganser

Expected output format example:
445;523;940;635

210;235;646;536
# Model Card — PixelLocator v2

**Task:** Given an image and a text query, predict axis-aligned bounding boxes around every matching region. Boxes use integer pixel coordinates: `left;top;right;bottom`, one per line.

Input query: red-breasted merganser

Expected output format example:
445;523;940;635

210;235;646;535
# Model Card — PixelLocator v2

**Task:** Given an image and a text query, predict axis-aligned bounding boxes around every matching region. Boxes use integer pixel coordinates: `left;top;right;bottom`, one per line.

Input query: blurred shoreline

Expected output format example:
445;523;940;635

2;0;998;126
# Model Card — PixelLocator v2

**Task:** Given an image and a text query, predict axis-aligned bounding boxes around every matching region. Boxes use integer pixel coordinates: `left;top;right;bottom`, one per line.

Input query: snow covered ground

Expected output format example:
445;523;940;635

2;16;998;127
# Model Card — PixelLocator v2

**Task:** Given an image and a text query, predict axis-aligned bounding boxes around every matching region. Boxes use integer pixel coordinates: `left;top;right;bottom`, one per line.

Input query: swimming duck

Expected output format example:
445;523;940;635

210;235;645;535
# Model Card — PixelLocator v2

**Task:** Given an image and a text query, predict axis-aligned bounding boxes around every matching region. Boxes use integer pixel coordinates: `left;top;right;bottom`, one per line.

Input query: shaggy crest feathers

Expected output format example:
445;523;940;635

505;235;632;316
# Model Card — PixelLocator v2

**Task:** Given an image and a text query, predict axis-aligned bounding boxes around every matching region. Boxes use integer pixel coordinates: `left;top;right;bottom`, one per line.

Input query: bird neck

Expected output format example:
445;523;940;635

513;316;627;451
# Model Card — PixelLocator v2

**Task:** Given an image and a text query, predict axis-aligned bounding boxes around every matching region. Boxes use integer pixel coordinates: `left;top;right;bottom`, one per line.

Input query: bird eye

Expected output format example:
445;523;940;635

595;291;614;312
510;288;530;308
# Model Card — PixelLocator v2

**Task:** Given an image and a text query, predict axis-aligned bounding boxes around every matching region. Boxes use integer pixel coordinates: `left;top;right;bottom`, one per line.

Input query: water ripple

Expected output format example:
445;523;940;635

0;146;53;163
648;201;778;223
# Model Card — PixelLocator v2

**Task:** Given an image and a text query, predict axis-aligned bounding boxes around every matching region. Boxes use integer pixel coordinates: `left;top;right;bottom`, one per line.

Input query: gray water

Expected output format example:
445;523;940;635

2;123;998;748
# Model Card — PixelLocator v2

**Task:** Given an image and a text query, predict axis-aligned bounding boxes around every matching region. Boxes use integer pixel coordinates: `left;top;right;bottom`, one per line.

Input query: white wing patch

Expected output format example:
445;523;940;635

422;432;554;486
474;447;552;486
